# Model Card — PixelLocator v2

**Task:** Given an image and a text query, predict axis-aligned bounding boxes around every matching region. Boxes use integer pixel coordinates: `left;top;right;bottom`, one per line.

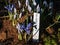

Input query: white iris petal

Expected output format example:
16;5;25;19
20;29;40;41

16;23;22;33
28;5;32;12
32;0;36;6
14;8;17;14
36;4;40;12
26;0;29;6
18;0;21;7
43;0;48;7
19;13;22;18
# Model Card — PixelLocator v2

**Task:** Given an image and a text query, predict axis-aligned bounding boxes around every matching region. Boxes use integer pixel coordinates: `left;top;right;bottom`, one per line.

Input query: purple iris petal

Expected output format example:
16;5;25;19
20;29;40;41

5;4;14;13
20;24;25;30
26;30;30;35
25;23;32;34
25;29;30;35
19;23;32;34
26;23;32;29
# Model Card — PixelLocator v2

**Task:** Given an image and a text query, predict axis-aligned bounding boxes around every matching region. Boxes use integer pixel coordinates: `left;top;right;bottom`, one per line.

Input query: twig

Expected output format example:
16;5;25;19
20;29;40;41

46;21;60;30
0;16;9;18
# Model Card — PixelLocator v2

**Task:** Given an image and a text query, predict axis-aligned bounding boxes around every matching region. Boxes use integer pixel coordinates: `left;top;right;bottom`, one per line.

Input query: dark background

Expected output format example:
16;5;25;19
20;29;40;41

53;0;60;13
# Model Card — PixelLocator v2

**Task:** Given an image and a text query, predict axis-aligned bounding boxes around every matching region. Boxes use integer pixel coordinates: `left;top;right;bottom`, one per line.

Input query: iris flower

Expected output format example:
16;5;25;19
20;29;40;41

28;5;32;12
19;13;22;18
18;0;21;7
48;2;53;15
16;22;37;35
26;0;29;6
16;23;32;35
36;4;40;12
32;0;37;6
49;2;53;9
25;23;32;35
20;24;25;30
43;0;48;7
16;23;22;33
5;4;15;13
5;4;15;20
20;23;32;35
